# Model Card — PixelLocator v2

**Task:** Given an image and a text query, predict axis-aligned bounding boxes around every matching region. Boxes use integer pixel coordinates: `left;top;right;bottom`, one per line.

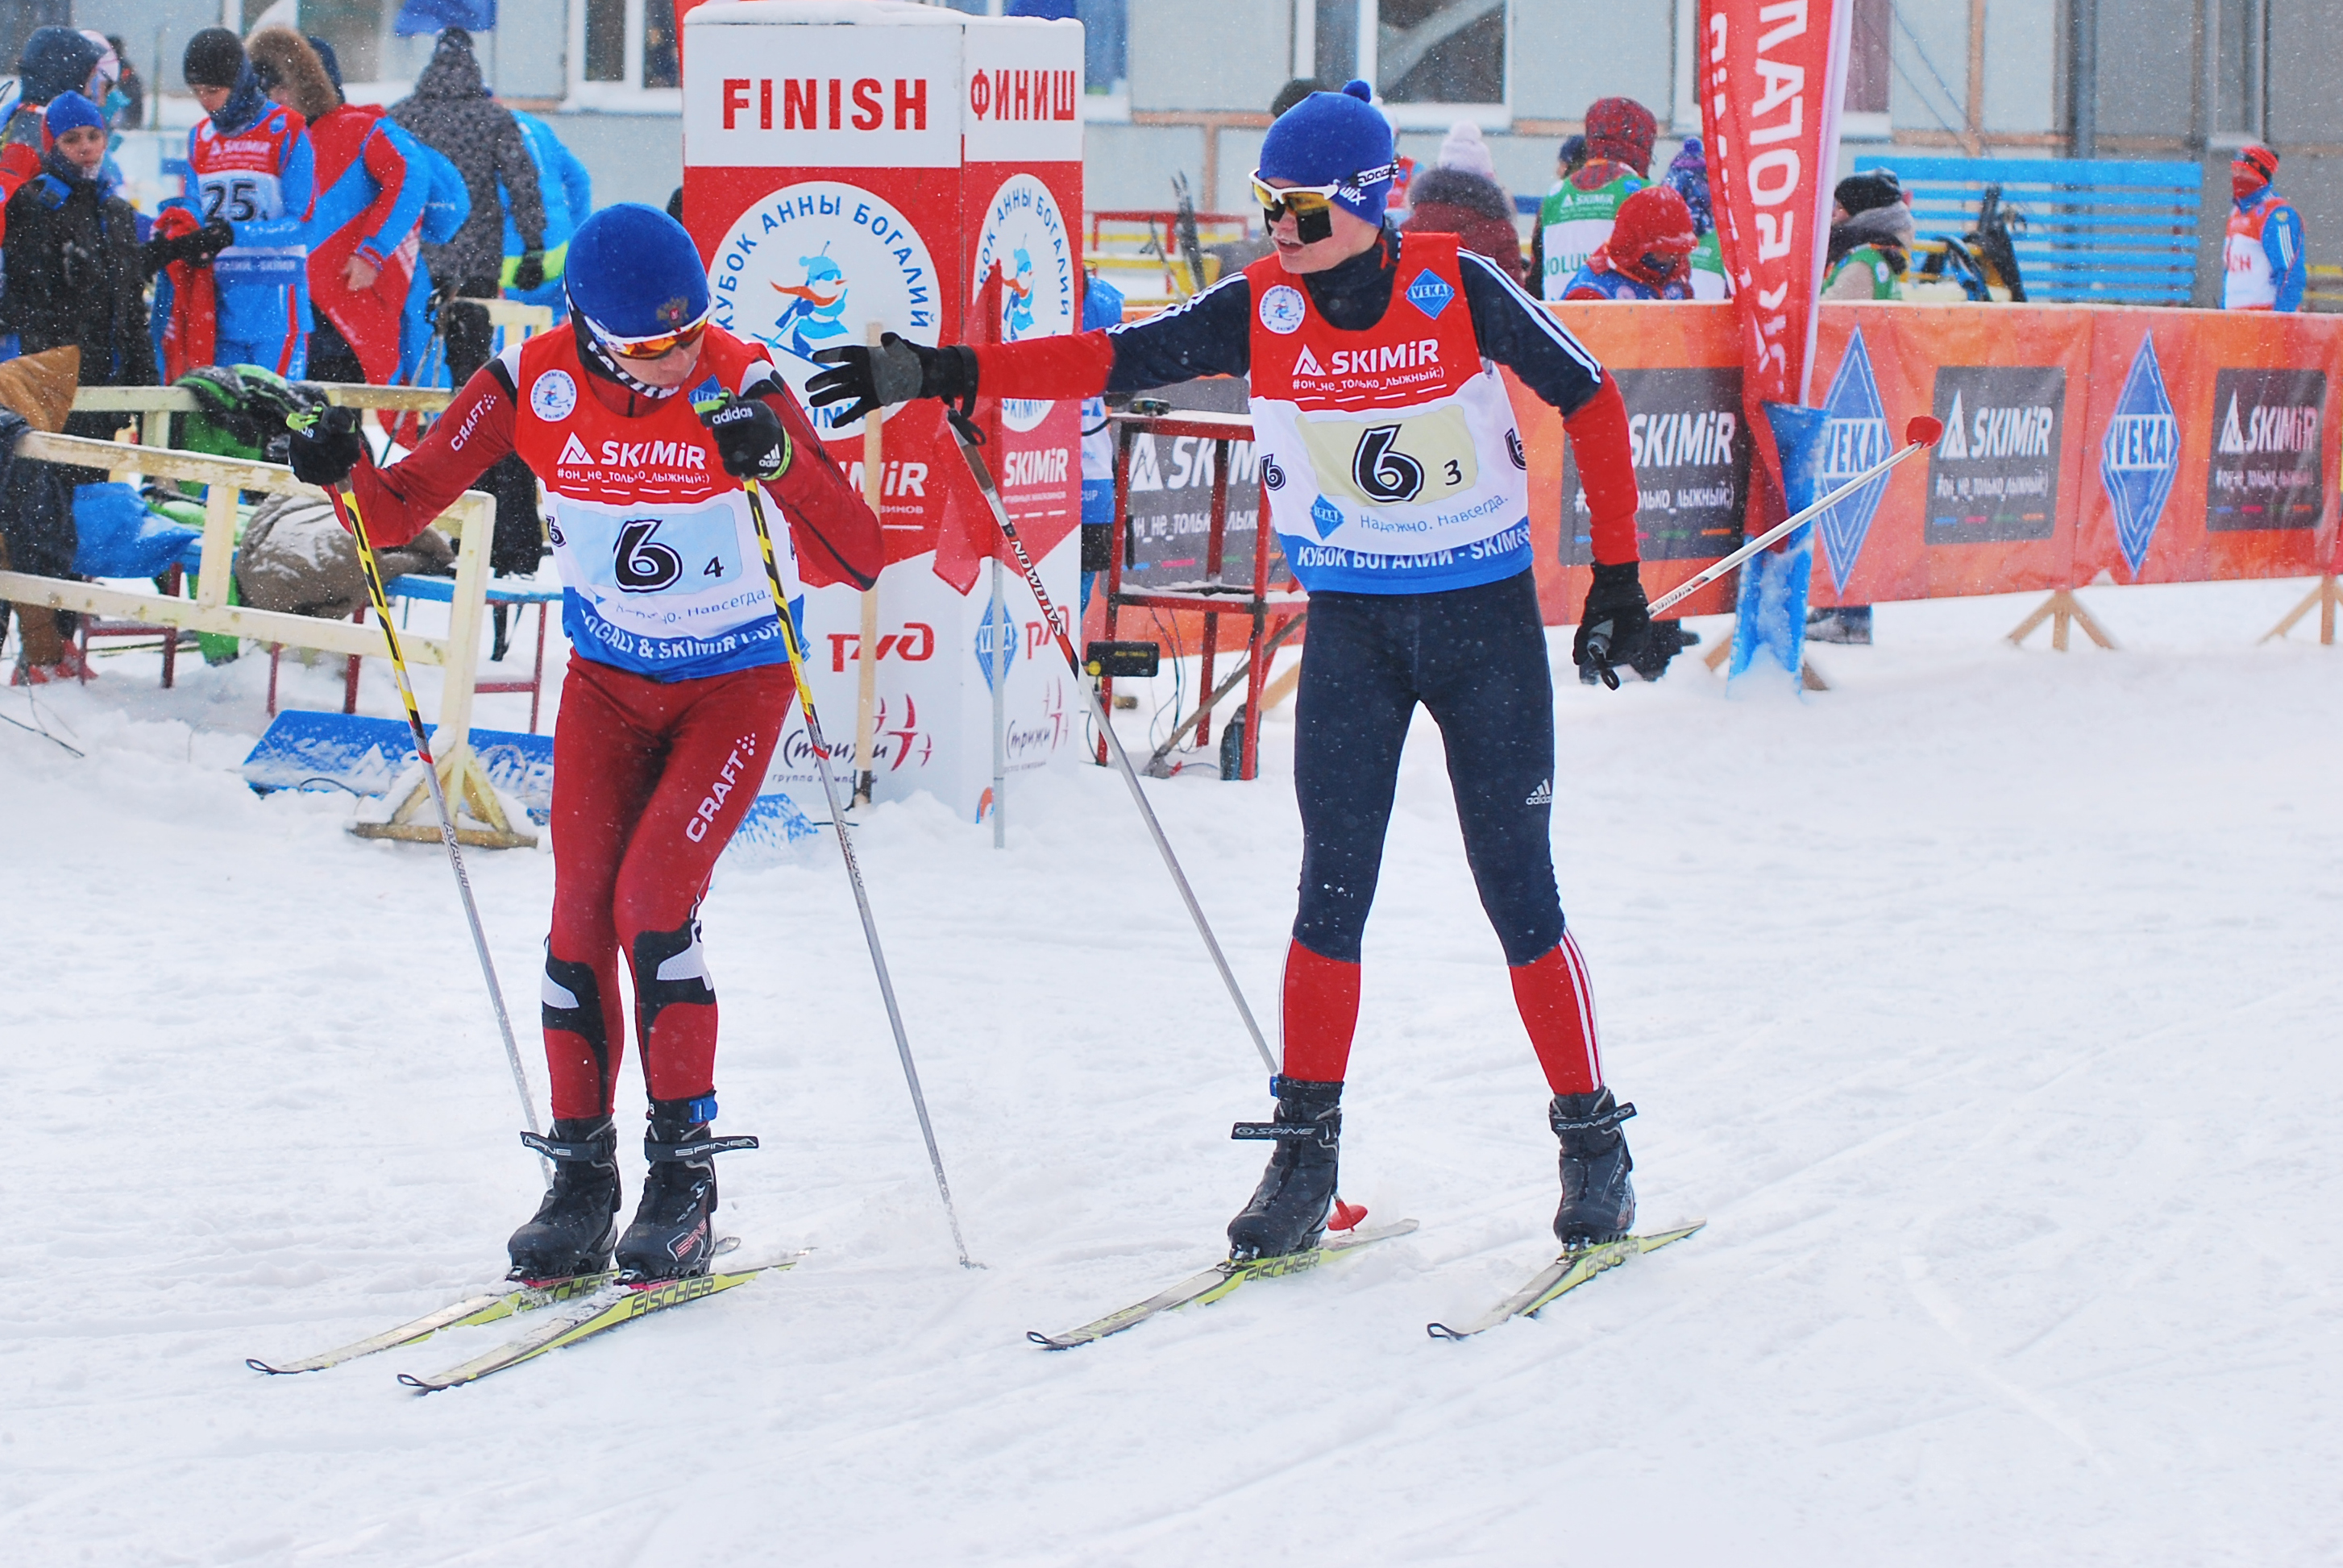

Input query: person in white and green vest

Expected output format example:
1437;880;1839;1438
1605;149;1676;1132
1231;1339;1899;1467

1821;168;1913;302
1535;97;1655;302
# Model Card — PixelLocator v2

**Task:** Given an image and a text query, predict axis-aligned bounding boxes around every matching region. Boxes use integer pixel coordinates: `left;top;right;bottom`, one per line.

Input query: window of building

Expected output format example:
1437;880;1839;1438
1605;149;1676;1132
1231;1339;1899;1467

1301;1;1506;127
571;0;682;106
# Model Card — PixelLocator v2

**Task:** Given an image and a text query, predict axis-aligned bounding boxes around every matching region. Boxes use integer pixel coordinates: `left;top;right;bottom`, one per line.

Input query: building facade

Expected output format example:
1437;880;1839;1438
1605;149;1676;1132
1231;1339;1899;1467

35;0;2341;305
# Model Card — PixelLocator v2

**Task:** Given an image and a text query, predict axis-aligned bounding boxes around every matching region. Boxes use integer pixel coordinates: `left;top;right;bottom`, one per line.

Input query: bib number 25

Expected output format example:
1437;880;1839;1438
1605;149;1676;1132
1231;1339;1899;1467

201;178;264;222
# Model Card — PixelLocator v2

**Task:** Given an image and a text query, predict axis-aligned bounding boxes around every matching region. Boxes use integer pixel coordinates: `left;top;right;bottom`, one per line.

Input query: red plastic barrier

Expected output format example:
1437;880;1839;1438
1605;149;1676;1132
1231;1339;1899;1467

1527;300;2343;620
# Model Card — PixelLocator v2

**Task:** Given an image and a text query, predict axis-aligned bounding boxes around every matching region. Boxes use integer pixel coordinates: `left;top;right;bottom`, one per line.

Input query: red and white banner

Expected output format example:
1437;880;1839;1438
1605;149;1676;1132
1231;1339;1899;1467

1698;0;1851;515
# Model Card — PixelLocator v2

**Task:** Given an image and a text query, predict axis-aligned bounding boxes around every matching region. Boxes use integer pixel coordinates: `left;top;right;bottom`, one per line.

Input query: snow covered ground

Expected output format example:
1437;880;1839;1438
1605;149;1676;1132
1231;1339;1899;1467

3;579;2339;1566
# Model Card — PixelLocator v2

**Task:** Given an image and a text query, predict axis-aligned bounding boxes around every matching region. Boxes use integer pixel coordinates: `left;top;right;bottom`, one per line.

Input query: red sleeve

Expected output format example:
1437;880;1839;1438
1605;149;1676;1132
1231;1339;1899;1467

971;329;1116;400
349;365;514;548
1562;372;1640;566
0;141;41;243
761;382;882;591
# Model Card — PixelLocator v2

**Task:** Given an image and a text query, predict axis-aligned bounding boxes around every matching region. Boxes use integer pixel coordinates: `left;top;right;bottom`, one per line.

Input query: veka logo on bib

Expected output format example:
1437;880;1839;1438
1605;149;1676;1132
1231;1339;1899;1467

973;174;1075;434
708;180;939;440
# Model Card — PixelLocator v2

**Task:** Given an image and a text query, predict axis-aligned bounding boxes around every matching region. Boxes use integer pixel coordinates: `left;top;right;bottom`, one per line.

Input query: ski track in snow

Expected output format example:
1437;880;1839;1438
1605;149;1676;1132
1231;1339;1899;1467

2;580;2340;1565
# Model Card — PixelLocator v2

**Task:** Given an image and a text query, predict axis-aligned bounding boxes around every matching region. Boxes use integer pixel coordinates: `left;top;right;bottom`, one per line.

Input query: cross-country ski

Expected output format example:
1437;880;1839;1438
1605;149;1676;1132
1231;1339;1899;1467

1425;1220;1706;1340
1028;1219;1418;1349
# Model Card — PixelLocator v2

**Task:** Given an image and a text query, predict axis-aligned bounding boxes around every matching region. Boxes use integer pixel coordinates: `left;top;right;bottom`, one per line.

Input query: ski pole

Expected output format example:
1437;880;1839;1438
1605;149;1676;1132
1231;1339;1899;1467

1643;413;1944;621
741;476;978;1269
314;475;546;1179
945;414;1275;1075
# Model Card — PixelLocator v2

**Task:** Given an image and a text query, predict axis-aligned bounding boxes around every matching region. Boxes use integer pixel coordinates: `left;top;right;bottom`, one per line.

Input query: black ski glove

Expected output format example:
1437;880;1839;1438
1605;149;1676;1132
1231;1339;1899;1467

288;404;364;489
1572;562;1653;690
143;218;234;274
513;248;546;292
701;394;793;481
806;332;975;424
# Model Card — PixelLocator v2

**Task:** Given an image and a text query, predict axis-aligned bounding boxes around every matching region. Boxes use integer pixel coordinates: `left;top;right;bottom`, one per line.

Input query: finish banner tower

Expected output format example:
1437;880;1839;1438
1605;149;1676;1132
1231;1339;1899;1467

682;0;1084;823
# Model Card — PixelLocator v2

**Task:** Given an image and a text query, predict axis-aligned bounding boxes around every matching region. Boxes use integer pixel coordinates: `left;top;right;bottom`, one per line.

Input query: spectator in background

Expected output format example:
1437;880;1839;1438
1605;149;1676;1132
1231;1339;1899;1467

104;36;141;130
1536;99;1654;300
1664;137;1728;300
501;110;592;320
1401;120;1526;283
1558;184;1697;301
250;28;423;387
2224;144;2304;312
390;27;549;633
0;27;112;250
389;28;545;389
0;92;169;397
178;27;316;378
1077;270;1126;616
1822;168;1912;301
1271;77;1325;119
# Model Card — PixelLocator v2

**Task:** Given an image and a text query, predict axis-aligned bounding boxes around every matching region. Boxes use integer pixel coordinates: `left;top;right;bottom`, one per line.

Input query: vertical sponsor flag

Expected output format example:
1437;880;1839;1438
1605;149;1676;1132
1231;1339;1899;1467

1699;0;1851;681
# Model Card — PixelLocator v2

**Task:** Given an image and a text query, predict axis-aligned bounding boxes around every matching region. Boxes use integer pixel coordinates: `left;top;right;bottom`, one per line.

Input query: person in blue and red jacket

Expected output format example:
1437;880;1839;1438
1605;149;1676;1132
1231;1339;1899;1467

1560;184;1699;302
288;205;883;1284
178;28;316;378
248;27;422;386
2223;143;2305;313
812;79;1657;1263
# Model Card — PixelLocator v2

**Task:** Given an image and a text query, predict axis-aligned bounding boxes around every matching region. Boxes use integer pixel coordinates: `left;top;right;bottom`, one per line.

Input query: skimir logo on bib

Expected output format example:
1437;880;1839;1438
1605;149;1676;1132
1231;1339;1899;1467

974;173;1076;434
2099;335;2179;574
1814;330;1893;595
709;180;938;440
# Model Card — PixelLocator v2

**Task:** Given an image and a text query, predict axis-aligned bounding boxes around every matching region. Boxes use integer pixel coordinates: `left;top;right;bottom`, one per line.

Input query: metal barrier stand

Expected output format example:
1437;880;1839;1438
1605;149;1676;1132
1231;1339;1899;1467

1102;409;1305;781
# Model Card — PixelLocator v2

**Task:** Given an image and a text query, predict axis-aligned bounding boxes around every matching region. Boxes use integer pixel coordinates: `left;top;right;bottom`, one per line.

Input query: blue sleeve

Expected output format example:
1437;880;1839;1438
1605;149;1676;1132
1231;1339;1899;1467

236;119;314;247
359;122;426;263
2266;205;2306;313
556;141;592;233
1457;248;1607;415
1100;272;1254;392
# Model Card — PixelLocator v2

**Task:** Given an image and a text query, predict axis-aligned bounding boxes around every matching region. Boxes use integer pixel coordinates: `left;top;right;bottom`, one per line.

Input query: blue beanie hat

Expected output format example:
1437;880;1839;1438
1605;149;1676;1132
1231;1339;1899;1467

566;203;711;340
1257;78;1396;223
44;91;105;139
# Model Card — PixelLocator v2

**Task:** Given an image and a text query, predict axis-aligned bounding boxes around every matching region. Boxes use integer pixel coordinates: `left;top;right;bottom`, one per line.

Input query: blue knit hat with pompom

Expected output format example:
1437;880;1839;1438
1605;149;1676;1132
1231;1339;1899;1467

1257;79;1396;223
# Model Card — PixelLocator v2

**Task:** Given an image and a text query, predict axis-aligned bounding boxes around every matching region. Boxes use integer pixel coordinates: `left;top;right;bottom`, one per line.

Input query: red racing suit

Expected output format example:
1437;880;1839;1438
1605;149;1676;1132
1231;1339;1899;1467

351;323;881;1116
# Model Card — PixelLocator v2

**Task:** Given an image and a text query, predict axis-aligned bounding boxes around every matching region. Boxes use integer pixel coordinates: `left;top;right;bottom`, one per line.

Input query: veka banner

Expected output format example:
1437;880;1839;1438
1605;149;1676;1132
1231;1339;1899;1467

1697;0;1851;514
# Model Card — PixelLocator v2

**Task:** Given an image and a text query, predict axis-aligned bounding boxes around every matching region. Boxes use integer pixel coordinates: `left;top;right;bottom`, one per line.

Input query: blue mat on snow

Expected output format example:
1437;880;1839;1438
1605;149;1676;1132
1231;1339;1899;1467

240;710;826;852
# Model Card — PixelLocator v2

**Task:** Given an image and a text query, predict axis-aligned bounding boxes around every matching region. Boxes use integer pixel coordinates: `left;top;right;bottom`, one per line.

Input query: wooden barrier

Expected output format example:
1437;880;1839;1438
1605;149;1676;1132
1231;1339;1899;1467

0;429;530;847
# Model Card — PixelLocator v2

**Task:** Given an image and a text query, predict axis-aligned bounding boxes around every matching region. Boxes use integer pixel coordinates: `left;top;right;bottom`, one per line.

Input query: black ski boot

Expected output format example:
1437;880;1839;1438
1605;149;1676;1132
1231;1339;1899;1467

508;1117;621;1280
1227;1076;1343;1260
1550;1088;1637;1247
614;1096;759;1282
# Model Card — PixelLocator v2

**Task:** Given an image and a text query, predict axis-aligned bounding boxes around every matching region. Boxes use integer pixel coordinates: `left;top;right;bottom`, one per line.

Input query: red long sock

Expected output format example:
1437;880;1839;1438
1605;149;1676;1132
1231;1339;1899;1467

1510;935;1605;1096
1279;940;1361;1082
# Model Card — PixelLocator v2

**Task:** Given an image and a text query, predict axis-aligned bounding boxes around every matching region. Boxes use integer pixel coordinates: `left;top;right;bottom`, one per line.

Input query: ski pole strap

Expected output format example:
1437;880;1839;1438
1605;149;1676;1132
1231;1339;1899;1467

1548;1099;1636;1137
1231;1114;1340;1147
643;1133;762;1164
521;1128;614;1163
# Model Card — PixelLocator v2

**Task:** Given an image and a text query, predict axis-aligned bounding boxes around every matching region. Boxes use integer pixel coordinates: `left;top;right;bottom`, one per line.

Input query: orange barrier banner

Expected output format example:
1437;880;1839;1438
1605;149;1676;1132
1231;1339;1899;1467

1525;301;2343;621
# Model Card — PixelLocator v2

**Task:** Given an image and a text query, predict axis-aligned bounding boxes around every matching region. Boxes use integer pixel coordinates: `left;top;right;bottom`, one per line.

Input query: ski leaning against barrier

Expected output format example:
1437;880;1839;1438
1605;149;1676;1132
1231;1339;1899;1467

1425;1220;1705;1341
1028;1220;1419;1350
245;1237;743;1376
399;1252;802;1393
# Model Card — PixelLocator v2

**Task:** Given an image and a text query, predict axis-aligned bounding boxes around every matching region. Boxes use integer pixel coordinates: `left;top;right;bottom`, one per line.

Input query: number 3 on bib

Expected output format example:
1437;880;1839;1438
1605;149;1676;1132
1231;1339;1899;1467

1301;407;1478;510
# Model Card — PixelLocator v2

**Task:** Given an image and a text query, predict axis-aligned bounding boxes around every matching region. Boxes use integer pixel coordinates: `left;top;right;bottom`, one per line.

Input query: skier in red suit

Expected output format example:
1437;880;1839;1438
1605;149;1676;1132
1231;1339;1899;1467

292;205;882;1283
